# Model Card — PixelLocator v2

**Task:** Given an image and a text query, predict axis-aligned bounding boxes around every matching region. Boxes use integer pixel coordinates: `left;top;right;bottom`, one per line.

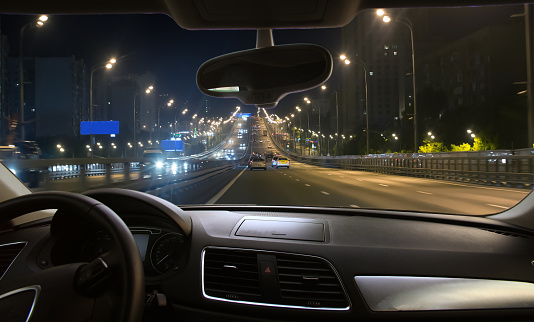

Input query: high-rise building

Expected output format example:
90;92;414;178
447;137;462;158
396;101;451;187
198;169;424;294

418;21;525;111
340;10;413;135
0;34;8;143
109;72;156;144
5;56;86;139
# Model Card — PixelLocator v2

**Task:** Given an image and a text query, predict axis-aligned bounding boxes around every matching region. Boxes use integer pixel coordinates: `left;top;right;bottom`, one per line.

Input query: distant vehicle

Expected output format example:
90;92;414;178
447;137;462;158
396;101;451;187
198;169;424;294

267;145;272;149
0;145;21;160
265;152;274;159
263;130;267;136
276;157;290;169
14;141;42;159
259;140;263;143
271;156;279;167
142;147;167;177
248;157;267;170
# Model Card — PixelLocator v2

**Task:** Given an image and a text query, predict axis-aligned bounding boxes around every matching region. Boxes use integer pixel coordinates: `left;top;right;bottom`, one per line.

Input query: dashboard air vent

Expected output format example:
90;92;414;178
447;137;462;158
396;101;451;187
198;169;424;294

0;242;26;280
277;254;348;308
203;248;260;302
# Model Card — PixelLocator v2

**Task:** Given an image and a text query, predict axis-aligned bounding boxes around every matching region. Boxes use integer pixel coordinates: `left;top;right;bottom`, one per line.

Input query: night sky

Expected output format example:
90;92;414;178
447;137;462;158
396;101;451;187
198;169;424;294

0;4;524;118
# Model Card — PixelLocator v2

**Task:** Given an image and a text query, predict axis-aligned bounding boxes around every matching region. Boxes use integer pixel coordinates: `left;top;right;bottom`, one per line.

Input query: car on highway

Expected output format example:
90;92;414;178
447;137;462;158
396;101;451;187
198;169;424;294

1;1;534;322
141;147;168;177
248;157;267;170
271;155;279;167
275;157;290;169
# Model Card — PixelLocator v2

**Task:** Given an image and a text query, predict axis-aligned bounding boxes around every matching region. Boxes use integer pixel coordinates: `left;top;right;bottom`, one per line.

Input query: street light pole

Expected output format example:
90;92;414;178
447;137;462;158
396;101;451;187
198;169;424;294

379;11;417;152
89;59;115;158
19;15;48;142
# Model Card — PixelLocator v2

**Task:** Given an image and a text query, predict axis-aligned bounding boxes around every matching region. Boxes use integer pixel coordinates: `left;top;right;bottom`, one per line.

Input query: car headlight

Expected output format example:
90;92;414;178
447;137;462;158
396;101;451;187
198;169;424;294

156;161;164;169
171;162;178;171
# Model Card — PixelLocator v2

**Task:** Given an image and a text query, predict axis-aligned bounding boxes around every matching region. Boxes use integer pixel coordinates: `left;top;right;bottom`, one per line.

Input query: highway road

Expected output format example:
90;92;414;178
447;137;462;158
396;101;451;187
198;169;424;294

33;116;530;216
185;117;530;215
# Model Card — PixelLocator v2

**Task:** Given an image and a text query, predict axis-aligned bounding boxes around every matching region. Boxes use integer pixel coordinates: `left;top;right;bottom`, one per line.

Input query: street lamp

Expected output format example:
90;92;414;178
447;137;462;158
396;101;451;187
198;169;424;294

321;85;341;155
339;55;369;155
57;144;74;158
378;9;418;153
19;15;48;142
89;58;116;157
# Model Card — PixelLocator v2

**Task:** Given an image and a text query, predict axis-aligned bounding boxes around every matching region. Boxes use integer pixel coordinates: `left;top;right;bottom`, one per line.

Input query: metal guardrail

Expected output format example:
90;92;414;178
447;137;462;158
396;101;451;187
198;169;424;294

1;156;234;190
0;122;239;189
263;119;534;189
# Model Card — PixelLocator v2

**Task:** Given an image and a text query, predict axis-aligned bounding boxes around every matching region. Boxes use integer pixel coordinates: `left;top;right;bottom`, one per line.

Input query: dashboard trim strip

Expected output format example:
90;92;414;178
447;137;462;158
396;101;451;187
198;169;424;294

0;285;40;322
355;275;534;311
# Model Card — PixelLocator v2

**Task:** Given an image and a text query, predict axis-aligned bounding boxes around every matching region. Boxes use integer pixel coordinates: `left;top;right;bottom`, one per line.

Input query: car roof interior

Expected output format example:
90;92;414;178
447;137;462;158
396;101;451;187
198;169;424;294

0;0;528;29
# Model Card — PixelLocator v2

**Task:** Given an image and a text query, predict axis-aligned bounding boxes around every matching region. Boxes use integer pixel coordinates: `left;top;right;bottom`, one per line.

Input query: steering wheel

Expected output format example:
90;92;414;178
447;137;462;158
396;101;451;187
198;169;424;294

0;191;144;322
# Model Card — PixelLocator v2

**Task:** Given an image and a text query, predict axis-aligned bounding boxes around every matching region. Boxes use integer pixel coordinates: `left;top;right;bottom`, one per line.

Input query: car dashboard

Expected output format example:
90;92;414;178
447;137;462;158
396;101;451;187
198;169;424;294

2;189;534;321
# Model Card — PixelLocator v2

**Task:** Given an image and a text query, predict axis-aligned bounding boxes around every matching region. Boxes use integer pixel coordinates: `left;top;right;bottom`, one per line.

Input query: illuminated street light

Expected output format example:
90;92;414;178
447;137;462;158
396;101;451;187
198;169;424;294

379;10;417;152
20;15;49;141
90;57;117;157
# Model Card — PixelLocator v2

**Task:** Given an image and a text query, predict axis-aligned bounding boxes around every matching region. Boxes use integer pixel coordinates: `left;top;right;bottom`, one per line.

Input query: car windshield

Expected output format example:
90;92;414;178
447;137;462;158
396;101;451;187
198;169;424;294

1;5;532;216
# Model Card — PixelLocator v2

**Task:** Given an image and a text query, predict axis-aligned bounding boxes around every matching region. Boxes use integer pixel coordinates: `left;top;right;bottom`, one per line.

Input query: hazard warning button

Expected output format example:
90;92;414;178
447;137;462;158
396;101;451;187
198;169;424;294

260;260;275;275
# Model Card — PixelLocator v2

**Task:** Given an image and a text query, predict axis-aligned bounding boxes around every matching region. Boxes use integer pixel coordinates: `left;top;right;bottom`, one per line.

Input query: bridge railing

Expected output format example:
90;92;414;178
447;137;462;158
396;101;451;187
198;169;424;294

264;119;534;189
1;157;234;191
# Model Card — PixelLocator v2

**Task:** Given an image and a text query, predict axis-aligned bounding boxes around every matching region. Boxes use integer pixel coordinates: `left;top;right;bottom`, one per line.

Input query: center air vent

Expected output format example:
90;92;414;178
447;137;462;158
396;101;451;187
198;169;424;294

277;254;349;308
203;248;261;302
202;247;349;310
0;242;26;280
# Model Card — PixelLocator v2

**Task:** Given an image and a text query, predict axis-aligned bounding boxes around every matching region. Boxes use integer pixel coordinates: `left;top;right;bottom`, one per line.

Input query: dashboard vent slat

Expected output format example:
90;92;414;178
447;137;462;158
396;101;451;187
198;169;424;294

204;248;260;301
0;242;26;280
276;254;349;308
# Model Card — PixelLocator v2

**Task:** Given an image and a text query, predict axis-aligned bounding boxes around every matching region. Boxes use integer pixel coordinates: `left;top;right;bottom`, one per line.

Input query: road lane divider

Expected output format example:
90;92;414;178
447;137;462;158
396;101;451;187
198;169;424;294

206;168;247;204
417;191;432;195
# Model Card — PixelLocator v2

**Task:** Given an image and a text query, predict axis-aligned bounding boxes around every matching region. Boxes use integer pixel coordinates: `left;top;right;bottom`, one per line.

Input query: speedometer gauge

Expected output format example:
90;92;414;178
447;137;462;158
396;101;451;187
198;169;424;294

150;232;185;274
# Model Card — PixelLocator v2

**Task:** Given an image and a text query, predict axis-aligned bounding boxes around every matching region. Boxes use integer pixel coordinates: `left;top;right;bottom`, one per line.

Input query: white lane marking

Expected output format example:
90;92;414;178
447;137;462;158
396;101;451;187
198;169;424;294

350;204;360;208
428;179;528;194
417;191;432;195
295;179;300;182
206;168;246;204
320;191;330;195
356;179;363;182
327;173;333;176
305;184;311;187
379;184;389;187
339;176;345;178
487;204;509;209
289;176;293;178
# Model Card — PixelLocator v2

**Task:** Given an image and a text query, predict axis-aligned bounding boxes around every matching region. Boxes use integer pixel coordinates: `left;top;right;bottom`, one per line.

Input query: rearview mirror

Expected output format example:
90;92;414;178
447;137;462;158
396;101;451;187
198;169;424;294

196;44;332;108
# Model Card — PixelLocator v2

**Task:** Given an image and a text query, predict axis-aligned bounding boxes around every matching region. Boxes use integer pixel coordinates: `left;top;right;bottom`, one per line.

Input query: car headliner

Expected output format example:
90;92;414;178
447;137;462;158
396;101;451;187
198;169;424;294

0;0;528;30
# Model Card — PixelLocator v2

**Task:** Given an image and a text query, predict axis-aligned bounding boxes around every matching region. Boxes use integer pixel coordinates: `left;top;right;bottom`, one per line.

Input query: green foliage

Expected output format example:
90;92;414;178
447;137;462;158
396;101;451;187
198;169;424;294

418;140;448;153
472;136;496;151
450;143;472;151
